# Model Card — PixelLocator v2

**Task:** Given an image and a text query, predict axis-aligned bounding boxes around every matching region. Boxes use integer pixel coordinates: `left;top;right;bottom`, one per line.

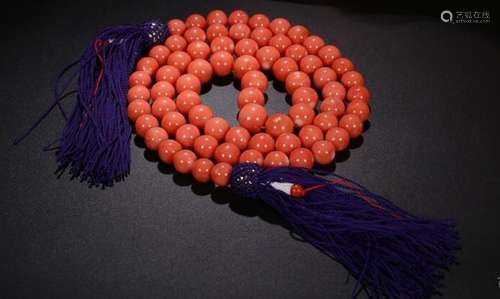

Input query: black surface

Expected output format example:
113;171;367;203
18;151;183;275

1;1;499;298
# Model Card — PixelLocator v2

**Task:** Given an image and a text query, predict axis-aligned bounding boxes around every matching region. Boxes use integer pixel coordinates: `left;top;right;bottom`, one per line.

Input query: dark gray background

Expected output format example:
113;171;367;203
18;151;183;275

1;0;499;298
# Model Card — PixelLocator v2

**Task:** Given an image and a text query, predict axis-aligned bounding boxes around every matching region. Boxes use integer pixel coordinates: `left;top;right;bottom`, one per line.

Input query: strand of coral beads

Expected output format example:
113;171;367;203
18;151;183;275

127;9;371;187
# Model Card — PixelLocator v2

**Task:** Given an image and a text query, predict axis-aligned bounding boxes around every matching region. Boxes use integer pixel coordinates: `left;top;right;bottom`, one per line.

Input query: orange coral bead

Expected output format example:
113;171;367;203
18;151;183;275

317;45;342;65
187;58;213;84
290;184;305;197
325;127;350;151
225;126;251;150
272;57;299;82
127;85;150;102
204;117;230;141
193;135;218;158
135;114;159;137
206;24;229;42
151;97;176;119
229;23;251;41
168;19;186;35
175;124;201;148
161;111;186;135
248;133;275;155
265;113;294;138
186;41;210;60
228;10;249;25
237;87;265;108
275;133;302;155
285;71;311;95
176;73;201;94
239;149;264;165
209;50;234;76
144;127;168;151
241;70;268;92
210;36;235;53
151;81;176;100
269;18;291;35
292;86;319;108
136;57;159;76
129;71;152;88
128;99;151;121
250;27;273;46
166;50;192;73
165;35;188;52
289;103;315;127
332;57;354;76
207;10;228;25
313;67;337;89
339;114;363;138
268;34;292;54
248;13;270;28
210;162;232;186
346;100;370;122
303;35;325;55
173;149;197;174
234;38;259;57
214;142;240;165
149;45;171;65
313;111;338;132
192;158;214;183
255;46;280;71
299;54;323;75
311;140;336;165
341;70;365;88
188;104;214;128
289;147;314;169
287;25;309;44
238;103;268;133
185;14;207;29
285;44;308;62
263;151;289;167
233;55;260;79
299;125;324;148
176;90;202;114
322;81;346;100
320;97;346;117
158;139;182;164
156;65;181;84
347;85;371;103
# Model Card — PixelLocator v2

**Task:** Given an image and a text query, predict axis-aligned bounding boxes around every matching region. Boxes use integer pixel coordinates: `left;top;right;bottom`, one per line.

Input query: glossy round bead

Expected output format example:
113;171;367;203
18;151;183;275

176;90;202;114
176;73;201;94
175;124;201;148
187;58;213;84
188;104;214;128
184;27;207;43
149;45;170;65
313;67;337;89
144;127;168;151
127;85;150;102
339;114;363;138
186;41;210;60
165;35;187;52
129;71;152;88
193;135;218;158
285;71;311;95
292;87;319;108
158;139;182;164
248;13;270;28
347;85;371;103
233;55;260;79
173;149;197;174
185;14;207;29
192;158;214;183
311;140;335;165
268;34;292;54
248;133;275;155
263;151;289;167
214;142;240;165
156;65;181;84
332;57;354;76
275;133;302;155
151;81;175;100
287;25;309;44
289;103;315;127
347;100;370;122
255;46;280;71
313;111;338;132
272;57;299;81
238;103;268;133
303;35;325;55
229;23;251;41
168;19;186;35
265;113;294;137
290;184;305;197
128;99;151;121
210;36;235;53
151;97;176;119
234;38;259;56
206;24;229;42
136;57;159;76
166;50;192;73
269;18;291;35
161;111;186;135
228;10;249;25
210;162;232;186
299;125;324;148
318;45;341;65
250;27;273;46
239;149;264;165
320;97;345;117
322;81;346;100
325;127;350;151
241;70;268;92
341;70;365;88
204;117;230;141
207;10;228;25
289;147;314;169
299;55;323;75
285;44;308;62
210;50;234;76
135;114;159;137
237;87;265;108
225;126;251;150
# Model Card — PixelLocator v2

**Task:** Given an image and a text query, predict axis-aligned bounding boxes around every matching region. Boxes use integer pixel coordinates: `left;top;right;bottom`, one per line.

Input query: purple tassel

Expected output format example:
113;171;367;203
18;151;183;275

230;163;460;299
